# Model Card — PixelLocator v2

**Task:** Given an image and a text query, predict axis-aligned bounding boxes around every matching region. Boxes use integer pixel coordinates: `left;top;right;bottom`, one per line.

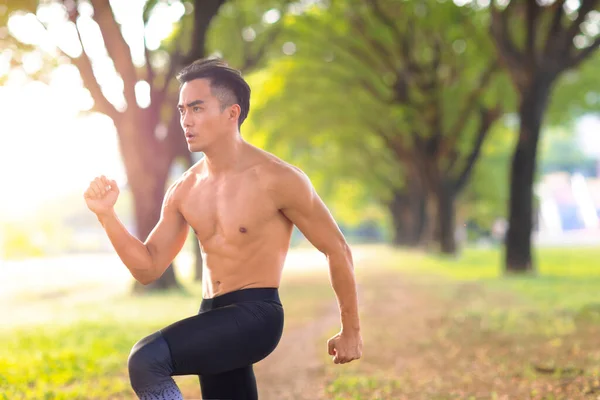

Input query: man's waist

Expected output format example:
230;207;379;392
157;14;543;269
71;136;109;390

201;286;280;309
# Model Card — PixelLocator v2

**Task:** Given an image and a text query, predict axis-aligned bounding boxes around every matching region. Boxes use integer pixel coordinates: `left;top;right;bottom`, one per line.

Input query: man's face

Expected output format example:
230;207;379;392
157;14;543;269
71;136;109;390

178;78;232;152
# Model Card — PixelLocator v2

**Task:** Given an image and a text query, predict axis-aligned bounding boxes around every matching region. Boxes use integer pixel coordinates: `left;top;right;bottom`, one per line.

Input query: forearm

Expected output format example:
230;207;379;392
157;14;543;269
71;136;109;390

96;210;155;284
327;245;361;333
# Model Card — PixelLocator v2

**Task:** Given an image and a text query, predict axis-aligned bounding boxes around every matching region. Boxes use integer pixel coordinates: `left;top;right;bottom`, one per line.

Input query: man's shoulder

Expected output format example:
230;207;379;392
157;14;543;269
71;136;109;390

251;149;312;208
178;159;206;184
166;159;205;202
253;148;307;186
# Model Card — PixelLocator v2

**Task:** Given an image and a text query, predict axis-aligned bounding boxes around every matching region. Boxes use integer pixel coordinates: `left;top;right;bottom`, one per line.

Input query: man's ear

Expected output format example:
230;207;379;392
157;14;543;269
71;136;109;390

229;104;241;122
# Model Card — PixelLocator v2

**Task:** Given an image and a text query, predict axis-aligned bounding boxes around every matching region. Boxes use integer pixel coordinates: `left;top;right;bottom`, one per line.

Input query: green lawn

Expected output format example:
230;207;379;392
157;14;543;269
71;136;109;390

390;246;600;312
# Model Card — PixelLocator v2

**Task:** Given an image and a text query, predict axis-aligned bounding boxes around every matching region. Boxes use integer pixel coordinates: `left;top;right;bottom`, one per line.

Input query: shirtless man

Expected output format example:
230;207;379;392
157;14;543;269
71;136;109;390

84;58;362;400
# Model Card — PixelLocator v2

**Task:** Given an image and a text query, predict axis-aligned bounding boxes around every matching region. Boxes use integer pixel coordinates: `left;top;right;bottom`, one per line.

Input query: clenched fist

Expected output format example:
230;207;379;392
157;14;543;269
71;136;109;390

327;330;363;365
84;175;120;216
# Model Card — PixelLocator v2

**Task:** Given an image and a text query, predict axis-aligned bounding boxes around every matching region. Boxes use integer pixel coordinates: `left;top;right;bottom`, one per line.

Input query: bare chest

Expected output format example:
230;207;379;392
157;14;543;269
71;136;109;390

179;174;279;246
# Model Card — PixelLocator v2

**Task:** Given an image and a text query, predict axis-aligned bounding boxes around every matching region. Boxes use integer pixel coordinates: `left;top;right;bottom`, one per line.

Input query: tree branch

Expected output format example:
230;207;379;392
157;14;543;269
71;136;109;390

71;30;120;121
545;0;566;54
41;8;119;121
240;23;283;73
185;0;226;63
295;16;394;80
453;106;501;191
358;76;393;105
290;60;393;107
443;61;497;158
490;1;526;87
372;126;411;162
525;0;539;70
363;0;404;45
565;0;599;43
89;0;138;109
565;35;600;69
349;13;398;74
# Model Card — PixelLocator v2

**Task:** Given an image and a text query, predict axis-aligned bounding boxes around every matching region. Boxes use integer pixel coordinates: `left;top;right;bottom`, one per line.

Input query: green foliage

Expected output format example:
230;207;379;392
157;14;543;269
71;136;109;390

246;0;517;235
207;0;292;70
547;54;600;126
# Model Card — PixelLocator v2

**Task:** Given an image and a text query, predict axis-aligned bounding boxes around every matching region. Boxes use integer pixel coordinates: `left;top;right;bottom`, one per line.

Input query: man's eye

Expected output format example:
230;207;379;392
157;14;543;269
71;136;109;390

193;106;201;112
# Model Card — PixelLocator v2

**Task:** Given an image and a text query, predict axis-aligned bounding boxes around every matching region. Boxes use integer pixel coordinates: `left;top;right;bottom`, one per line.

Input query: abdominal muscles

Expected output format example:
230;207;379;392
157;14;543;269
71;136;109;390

198;219;293;298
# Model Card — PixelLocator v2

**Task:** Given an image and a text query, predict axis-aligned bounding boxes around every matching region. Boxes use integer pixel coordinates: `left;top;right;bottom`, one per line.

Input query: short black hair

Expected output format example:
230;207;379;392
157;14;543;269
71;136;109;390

176;58;251;128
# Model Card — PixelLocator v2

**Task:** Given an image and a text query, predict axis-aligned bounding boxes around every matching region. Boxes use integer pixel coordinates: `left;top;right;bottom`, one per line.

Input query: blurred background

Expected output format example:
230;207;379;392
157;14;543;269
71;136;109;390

1;0;599;399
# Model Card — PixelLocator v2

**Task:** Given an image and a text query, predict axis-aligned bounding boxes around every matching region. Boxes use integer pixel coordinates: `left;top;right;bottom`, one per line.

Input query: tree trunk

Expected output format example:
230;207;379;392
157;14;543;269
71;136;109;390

388;186;427;247
505;77;552;273
388;192;415;246
435;183;457;255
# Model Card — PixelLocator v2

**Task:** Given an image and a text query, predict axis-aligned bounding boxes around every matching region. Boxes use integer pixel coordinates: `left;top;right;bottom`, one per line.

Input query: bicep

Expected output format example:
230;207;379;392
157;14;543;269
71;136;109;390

144;182;189;274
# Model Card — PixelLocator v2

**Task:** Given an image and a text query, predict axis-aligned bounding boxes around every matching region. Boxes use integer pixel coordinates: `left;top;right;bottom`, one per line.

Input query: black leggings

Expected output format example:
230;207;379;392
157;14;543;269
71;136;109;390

128;288;284;400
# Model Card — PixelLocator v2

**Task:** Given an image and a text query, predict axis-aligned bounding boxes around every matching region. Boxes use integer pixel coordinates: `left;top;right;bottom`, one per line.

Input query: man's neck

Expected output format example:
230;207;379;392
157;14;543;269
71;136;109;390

203;132;246;177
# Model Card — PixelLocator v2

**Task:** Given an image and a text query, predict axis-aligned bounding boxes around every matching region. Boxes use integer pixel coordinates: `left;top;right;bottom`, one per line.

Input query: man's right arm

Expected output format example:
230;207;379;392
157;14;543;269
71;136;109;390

97;180;189;285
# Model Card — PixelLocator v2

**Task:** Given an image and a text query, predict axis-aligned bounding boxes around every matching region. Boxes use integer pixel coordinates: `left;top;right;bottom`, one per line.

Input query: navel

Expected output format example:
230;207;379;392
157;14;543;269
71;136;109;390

239;227;247;233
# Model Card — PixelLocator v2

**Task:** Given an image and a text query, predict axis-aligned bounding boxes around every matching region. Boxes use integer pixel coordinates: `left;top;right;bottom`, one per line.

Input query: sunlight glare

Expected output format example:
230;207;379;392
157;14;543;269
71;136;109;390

0;50;11;77
0;0;188;220
0;73;125;220
263;9;281;24
50;21;82;58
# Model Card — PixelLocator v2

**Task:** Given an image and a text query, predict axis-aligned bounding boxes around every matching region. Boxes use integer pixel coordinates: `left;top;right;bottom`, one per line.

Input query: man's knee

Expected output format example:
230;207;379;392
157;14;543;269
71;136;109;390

128;331;174;389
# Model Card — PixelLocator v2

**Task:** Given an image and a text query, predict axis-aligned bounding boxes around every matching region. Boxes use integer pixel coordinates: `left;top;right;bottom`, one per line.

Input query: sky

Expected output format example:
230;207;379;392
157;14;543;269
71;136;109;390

0;0;599;222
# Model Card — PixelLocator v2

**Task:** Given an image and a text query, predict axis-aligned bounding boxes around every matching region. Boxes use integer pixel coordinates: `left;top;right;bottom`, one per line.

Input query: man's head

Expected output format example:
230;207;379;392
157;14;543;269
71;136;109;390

176;58;251;151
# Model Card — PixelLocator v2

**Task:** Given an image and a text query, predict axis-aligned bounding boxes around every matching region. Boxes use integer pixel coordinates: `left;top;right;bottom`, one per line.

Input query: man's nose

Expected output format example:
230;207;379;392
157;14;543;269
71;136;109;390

181;111;193;127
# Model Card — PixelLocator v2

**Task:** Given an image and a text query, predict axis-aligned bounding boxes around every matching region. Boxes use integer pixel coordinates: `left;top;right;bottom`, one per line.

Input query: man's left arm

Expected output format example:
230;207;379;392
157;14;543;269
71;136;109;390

272;166;362;364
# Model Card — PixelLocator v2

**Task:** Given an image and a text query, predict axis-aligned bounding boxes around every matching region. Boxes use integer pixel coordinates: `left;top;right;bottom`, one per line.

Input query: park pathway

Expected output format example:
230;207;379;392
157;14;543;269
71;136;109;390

247;264;600;399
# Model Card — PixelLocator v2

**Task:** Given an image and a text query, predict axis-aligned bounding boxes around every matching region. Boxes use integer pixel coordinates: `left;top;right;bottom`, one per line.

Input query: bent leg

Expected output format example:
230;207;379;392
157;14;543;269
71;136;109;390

161;301;283;399
128;331;183;400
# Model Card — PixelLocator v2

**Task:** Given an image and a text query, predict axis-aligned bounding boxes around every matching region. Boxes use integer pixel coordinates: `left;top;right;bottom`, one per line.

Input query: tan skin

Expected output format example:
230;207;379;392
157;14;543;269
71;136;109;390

84;78;362;365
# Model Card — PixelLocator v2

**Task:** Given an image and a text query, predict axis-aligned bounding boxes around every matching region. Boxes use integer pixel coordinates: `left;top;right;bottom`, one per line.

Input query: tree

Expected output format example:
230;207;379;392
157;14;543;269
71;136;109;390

488;0;600;272
251;0;509;253
5;0;288;291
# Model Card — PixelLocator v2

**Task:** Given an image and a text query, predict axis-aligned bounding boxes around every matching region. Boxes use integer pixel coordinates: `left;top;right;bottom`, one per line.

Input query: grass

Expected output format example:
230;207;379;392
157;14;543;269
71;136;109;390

387;246;600;322
3;244;600;399
1;260;335;399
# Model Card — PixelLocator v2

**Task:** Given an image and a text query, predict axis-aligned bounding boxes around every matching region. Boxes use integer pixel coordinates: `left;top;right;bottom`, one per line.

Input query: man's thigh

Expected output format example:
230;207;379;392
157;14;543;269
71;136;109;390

160;301;283;376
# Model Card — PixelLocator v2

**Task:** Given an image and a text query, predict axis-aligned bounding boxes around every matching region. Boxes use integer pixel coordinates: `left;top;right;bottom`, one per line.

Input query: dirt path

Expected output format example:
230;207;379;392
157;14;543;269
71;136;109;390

236;263;600;400
320;267;600;399
253;302;340;400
